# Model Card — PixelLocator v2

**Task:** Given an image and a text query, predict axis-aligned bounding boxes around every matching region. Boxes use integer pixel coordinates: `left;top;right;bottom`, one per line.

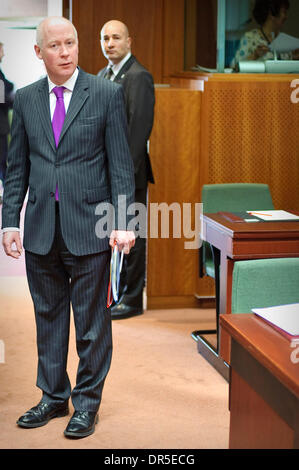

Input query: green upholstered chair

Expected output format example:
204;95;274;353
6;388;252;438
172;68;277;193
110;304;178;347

200;182;274;279
231;258;299;313
201;183;274;216
196;183;274;353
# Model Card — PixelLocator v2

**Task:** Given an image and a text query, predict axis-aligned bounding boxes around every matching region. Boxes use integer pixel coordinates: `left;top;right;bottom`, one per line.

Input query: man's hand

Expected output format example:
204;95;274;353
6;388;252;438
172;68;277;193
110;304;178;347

109;230;135;254
2;231;23;259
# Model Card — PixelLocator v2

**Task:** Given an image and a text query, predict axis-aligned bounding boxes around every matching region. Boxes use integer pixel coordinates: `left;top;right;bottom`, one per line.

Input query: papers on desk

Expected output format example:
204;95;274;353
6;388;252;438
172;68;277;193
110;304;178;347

246;210;299;221
219;210;299;223
107;244;124;307
252;303;299;339
270;33;299;53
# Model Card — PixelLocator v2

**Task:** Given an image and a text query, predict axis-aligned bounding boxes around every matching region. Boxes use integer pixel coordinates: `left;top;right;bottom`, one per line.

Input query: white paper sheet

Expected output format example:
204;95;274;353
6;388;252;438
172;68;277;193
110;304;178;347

246;210;299;221
252;303;299;336
270;32;299;53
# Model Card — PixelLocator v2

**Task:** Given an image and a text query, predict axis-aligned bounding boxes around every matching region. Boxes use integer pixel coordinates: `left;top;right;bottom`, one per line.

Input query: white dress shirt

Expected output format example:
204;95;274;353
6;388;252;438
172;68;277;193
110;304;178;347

3;68;79;233
108;52;131;81
48;66;78;117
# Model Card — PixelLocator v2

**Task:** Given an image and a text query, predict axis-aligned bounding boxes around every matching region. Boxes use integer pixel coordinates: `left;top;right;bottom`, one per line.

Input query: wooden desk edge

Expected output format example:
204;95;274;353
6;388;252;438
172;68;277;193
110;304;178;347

201;213;299;237
220;314;299;398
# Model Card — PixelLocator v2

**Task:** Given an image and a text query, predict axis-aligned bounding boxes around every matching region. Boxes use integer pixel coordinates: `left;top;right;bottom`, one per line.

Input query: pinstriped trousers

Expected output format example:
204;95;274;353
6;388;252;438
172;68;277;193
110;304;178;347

25;203;112;412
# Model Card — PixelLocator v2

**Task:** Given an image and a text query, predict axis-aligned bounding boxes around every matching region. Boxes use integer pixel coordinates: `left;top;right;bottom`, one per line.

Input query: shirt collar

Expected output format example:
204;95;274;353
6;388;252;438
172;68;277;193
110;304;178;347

48;67;79;93
109;52;131;77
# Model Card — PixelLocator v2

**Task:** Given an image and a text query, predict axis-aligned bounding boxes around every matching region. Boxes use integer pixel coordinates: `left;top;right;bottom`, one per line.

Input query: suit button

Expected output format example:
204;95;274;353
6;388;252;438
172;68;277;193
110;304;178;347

50;192;55;197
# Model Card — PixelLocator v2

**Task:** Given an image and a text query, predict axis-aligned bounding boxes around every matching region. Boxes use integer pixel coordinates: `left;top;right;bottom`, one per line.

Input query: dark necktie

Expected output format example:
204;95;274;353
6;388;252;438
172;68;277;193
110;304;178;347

52;86;66;200
104;67;114;80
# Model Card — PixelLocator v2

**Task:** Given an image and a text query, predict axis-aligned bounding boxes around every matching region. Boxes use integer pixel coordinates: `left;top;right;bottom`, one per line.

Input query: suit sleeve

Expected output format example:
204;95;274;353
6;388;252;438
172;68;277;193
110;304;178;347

126;70;155;174
1;90;30;229
104;85;135;230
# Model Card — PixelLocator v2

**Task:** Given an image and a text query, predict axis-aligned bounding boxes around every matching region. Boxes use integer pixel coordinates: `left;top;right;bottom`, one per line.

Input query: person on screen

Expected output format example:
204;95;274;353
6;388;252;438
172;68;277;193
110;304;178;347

231;0;299;68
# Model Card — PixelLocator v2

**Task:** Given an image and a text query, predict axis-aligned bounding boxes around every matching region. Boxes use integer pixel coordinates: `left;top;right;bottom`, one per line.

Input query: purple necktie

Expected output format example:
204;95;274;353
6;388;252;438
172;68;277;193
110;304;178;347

52;86;66;200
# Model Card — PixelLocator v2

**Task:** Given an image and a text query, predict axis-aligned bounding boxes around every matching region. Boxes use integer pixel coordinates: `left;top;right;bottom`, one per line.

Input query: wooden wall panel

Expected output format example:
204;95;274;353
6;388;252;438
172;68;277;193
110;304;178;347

199;75;299;212
170;72;299;212
70;0;184;83
150;73;299;306
72;0;96;73
147;87;203;308
162;0;185;82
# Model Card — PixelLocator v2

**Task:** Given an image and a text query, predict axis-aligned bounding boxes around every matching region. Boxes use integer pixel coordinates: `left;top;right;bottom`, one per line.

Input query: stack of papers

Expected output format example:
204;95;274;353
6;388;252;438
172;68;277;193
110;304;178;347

252;303;299;339
107;244;124;307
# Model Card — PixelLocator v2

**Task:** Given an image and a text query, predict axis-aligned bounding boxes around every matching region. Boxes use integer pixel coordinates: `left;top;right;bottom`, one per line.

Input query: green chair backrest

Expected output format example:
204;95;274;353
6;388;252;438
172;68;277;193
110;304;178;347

200;183;274;278
202;183;274;214
231;258;299;313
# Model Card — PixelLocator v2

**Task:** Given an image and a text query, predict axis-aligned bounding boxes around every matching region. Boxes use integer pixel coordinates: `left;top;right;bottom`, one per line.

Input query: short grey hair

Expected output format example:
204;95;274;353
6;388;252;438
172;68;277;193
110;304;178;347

36;16;78;48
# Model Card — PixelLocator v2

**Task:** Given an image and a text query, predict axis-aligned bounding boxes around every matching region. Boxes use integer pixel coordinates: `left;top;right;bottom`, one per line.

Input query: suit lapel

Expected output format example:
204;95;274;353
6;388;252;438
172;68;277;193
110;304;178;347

35;69;89;151
114;55;135;82
59;68;89;145
36;78;56;153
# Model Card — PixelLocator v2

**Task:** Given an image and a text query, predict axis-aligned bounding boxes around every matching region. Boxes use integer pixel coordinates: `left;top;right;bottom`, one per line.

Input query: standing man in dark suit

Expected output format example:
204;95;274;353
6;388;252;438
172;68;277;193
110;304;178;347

0;42;14;196
99;20;155;320
1;16;135;439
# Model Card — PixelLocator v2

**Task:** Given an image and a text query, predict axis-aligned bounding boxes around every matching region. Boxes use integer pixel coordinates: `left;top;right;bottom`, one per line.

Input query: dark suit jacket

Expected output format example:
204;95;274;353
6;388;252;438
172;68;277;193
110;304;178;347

98;55;155;189
1;68;135;256
0;68;14;135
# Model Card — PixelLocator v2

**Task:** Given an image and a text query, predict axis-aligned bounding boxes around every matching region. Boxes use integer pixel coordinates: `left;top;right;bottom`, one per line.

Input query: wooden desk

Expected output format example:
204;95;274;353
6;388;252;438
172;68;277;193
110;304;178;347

201;213;299;362
220;314;299;449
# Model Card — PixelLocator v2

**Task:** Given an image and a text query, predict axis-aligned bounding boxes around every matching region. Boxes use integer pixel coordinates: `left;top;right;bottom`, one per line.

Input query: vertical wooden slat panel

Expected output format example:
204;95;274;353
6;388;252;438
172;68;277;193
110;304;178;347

162;0;185;81
147;88;202;304
72;0;96;72
71;0;165;81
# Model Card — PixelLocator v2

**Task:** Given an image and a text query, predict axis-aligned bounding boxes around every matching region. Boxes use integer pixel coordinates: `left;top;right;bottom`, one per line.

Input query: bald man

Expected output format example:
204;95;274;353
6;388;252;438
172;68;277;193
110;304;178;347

99;20;155;320
2;16;135;438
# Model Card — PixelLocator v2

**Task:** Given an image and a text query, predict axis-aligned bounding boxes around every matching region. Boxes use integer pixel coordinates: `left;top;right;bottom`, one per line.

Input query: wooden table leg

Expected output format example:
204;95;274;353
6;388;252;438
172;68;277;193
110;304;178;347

219;257;234;364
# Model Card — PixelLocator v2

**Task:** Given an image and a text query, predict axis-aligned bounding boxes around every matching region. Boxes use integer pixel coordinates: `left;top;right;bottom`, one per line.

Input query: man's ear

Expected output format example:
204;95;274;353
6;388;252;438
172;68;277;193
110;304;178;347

34;44;43;60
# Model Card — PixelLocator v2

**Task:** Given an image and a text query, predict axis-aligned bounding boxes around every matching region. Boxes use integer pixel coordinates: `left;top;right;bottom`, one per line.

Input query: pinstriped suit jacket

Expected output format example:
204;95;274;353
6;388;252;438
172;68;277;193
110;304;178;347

1;68;135;256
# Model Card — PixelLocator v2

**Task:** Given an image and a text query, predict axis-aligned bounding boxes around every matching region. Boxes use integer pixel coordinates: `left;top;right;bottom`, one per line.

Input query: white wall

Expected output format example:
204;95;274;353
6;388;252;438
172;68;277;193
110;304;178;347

0;26;46;90
0;0;63;90
47;0;63;17
0;0;48;17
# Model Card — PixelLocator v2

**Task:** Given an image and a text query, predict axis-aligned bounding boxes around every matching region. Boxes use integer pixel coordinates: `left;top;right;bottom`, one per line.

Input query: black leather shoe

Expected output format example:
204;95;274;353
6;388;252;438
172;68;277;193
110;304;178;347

64;411;98;438
17;400;69;428
110;302;143;320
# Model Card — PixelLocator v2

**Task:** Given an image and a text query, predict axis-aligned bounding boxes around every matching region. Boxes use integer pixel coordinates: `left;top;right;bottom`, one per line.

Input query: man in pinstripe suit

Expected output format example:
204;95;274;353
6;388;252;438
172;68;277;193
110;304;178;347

1;16;135;438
